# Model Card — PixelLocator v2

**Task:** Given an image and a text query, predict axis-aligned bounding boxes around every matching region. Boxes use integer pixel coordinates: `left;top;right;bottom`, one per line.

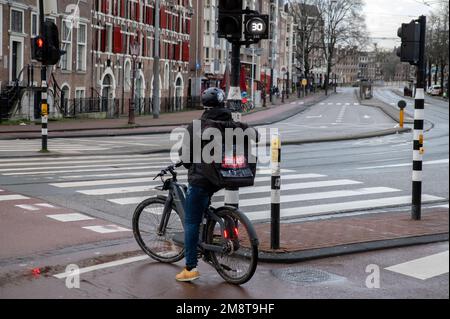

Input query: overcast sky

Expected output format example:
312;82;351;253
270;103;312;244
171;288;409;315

363;0;436;50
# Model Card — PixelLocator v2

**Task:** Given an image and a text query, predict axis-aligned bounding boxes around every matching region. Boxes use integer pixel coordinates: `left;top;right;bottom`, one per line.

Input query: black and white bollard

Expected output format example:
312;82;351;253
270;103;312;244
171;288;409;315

271;134;281;250
225;188;239;209
411;15;427;221
41;66;48;152
412;88;425;220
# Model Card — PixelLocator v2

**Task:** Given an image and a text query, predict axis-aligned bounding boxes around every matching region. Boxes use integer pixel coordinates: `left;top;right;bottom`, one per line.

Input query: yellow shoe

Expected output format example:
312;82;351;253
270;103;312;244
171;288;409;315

176;268;200;282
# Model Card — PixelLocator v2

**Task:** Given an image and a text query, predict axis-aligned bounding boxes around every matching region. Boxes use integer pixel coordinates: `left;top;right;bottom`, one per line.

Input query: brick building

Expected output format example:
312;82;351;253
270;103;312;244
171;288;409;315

0;0;196;120
0;0;93;120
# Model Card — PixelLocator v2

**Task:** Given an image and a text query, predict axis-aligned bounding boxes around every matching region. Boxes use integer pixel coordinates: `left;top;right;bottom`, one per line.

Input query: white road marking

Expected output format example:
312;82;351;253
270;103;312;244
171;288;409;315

82;225;131;234
0;154;165;163
15;204;40;211
0;195;30;201
46;213;95;222
1;165;167;176
224;187;401;208
358;159;449;170
306;115;323;119
108;179;363;205
0;160;167;172
429;204;449;209
54;255;149;279
35;203;57;208
246;195;444;220
52;173;324;188
385;251;449;280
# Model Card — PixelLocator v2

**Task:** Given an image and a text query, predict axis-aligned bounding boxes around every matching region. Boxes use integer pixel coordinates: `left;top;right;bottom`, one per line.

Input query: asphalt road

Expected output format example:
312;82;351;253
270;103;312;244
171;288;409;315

0;86;448;299
1;241;448;299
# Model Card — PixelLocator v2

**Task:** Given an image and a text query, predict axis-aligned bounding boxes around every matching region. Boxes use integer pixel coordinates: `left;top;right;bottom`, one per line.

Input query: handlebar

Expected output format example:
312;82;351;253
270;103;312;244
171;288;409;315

153;162;184;181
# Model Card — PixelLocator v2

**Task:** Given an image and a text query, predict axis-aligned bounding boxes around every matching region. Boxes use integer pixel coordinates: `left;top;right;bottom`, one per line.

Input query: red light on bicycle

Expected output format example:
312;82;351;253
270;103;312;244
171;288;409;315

222;155;246;169
31;268;41;277
234;227;239;237
224;229;229;239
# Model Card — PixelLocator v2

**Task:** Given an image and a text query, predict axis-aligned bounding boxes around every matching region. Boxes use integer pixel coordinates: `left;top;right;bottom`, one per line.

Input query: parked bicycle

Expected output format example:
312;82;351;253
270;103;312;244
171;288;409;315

241;98;255;113
132;162;259;285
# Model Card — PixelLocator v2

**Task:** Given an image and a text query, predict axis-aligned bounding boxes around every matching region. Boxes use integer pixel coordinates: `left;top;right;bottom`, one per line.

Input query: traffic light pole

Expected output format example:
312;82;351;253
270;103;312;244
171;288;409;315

412;15;427;221
224;42;242;209
39;0;48;153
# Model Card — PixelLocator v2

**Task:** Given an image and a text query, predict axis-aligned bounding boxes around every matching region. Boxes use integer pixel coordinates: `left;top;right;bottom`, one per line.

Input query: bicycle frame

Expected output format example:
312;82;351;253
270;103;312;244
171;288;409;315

156;178;230;255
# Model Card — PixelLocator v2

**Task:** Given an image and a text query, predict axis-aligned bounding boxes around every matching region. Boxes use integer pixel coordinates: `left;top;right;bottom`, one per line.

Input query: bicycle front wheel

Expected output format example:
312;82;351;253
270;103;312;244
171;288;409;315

205;207;258;285
132;197;184;263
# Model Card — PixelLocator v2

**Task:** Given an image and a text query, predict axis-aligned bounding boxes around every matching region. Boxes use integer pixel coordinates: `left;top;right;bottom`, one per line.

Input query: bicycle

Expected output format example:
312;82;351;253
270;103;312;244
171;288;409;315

241;100;255;113
132;162;259;285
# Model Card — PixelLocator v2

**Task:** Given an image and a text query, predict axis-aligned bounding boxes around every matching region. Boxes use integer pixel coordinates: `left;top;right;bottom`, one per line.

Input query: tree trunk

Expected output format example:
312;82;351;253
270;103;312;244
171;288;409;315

440;60;445;96
427;60;432;89
434;65;438;85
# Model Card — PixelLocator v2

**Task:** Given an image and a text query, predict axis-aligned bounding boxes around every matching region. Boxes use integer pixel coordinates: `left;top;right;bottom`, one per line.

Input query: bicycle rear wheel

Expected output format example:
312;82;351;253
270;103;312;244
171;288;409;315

132;197;184;263
205;207;258;285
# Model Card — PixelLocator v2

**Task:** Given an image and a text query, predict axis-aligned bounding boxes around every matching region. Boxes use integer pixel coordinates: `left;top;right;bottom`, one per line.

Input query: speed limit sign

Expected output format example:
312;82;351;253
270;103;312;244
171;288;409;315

244;15;269;40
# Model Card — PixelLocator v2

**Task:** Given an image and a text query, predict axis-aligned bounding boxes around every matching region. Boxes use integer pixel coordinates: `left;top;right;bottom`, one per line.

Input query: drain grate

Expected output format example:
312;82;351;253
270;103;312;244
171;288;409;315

271;267;344;284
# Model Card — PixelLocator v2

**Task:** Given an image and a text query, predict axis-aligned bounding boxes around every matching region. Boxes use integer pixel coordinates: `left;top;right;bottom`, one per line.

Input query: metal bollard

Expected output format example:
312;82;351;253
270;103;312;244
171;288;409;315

398;100;407;128
271;134;281;250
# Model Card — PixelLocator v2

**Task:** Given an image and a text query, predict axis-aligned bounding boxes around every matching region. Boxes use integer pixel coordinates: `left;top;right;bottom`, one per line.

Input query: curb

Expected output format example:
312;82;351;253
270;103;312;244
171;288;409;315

258;233;449;263
354;89;414;124
0;94;329;140
0;126;411;159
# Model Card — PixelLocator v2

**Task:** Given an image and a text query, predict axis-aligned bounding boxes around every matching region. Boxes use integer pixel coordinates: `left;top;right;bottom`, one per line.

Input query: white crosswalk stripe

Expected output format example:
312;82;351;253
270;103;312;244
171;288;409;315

0;139;159;154
385;251;449;280
0;154;445;221
0;194;30;201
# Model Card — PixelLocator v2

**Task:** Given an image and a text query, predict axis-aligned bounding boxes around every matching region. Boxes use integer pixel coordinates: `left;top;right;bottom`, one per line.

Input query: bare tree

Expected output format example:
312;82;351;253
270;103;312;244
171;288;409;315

426;2;449;95
315;0;368;95
288;0;323;80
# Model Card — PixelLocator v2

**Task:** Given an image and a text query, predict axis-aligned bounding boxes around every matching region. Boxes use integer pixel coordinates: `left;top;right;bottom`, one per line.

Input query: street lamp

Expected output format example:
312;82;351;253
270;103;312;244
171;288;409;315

129;39;140;125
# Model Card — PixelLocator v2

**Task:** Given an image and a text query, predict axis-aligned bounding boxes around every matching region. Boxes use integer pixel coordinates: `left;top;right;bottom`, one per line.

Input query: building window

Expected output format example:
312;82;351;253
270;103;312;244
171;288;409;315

31;12;38;36
106;24;113;53
11;9;24;33
61;20;73;71
124;60;131;92
75;88;85;100
77;24;87;71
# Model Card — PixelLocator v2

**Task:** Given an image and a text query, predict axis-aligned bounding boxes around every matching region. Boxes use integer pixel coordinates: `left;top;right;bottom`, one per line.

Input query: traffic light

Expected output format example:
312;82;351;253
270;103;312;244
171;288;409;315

218;0;243;40
31;36;45;62
31;20;64;65
397;20;421;65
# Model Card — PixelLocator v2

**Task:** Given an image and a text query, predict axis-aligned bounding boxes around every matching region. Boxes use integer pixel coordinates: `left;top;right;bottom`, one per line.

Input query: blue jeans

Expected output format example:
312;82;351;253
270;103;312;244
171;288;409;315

184;185;212;269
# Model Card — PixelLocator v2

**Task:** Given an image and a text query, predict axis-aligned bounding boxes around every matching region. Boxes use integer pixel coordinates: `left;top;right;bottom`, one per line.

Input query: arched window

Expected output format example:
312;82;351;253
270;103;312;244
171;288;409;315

164;63;170;90
124;60;131;91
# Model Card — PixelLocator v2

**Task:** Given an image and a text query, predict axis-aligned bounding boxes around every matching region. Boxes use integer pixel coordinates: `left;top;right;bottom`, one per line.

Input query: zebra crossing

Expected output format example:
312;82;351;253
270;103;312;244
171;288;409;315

0;136;160;154
0;153;445;222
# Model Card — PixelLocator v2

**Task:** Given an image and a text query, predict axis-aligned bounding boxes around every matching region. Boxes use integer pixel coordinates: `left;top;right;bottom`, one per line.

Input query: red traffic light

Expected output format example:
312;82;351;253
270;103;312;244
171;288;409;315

37;37;44;48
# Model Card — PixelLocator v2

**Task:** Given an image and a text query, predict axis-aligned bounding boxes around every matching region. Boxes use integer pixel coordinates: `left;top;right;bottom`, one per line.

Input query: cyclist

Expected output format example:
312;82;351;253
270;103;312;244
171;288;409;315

175;87;230;282
176;87;256;282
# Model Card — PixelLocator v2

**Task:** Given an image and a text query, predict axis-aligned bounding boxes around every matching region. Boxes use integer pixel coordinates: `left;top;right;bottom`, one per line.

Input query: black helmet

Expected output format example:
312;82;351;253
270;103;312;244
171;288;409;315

202;87;226;108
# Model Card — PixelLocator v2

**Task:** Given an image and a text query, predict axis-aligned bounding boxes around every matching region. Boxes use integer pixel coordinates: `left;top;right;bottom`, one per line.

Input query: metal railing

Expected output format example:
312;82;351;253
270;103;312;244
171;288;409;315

58;96;195;119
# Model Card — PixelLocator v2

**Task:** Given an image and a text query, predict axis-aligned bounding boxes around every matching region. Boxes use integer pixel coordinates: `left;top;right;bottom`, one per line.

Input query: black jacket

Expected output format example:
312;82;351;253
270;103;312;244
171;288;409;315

179;108;257;193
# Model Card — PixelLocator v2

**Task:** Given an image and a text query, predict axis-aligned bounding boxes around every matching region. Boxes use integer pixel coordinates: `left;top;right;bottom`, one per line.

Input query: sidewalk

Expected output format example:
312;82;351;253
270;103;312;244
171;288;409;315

257;206;448;263
1;186;447;265
0;93;327;140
